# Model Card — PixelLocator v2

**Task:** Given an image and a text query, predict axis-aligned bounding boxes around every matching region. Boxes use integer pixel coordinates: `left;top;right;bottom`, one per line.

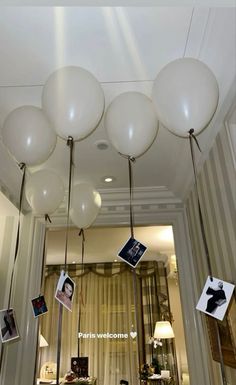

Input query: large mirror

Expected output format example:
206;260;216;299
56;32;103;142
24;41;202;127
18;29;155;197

36;225;189;385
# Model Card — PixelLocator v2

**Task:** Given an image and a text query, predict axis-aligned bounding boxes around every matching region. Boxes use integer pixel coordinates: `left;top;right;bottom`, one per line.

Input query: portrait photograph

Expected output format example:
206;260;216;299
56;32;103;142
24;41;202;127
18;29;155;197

0;308;20;344
55;270;75;312
31;294;48;318
196;276;235;321
118;237;147;268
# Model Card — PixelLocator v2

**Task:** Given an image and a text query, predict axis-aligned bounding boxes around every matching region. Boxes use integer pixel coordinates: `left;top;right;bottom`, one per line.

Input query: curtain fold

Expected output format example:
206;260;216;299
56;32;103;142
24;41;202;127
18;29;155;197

40;261;172;385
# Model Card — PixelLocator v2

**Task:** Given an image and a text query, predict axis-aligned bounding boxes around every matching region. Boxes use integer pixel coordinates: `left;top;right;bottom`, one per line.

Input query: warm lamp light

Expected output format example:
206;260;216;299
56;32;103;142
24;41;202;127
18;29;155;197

154;321;174;339
153;321;175;376
39;334;49;348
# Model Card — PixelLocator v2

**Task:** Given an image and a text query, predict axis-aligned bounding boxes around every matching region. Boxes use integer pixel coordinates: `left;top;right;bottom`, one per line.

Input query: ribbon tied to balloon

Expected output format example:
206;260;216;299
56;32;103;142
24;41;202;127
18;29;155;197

41;66;104;385
152;57;230;385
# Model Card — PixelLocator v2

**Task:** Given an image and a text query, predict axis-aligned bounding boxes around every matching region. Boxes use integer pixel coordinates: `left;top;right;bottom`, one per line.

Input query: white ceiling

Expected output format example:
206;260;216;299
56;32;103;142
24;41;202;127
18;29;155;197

0;6;235;208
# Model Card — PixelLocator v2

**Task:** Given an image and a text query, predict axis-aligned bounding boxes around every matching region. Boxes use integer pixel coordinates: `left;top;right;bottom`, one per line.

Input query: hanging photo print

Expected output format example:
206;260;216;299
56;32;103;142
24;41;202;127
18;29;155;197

118;237;147;268
0;308;20;343
31;295;48;318
196;276;235;321
55;270;75;312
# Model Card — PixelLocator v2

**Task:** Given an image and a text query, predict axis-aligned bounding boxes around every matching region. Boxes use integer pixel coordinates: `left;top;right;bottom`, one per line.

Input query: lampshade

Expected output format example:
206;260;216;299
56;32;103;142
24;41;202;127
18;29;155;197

154;321;175;339
39;334;49;347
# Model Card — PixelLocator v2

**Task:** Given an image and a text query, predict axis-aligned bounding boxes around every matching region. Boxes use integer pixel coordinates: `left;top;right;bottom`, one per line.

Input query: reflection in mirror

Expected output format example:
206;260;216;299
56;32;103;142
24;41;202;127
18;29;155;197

36;226;189;385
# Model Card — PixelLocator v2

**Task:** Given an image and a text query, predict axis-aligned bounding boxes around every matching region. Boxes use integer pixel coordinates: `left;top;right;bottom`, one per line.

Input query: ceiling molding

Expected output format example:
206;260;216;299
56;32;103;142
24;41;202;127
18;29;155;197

41;199;184;228
43;185;183;227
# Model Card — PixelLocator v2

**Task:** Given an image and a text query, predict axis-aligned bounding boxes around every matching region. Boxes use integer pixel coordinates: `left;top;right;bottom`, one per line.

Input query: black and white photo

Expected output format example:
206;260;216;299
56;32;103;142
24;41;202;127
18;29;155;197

196;276;235;321
118;237;147;268
0;308;20;343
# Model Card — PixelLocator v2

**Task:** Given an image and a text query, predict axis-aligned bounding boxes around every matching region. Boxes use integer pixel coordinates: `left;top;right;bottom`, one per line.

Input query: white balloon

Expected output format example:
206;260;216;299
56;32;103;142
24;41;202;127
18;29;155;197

70;183;102;229
152;58;219;137
2;106;57;166
42;66;104;140
25;169;65;215
104;92;158;158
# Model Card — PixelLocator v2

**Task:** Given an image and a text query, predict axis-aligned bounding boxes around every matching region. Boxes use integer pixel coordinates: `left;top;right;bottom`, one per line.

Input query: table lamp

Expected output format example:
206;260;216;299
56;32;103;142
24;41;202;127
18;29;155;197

153;321;174;378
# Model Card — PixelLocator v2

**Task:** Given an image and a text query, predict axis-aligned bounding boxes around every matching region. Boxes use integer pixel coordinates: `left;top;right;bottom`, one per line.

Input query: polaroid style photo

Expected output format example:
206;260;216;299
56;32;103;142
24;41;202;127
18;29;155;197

0;308;20;344
118;237;147;268
55;270;76;312
196;276;235;321
31;295;48;318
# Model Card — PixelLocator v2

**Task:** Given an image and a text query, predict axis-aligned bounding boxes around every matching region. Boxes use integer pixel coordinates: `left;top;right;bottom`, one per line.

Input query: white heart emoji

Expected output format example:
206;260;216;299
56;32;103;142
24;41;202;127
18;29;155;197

130;331;137;339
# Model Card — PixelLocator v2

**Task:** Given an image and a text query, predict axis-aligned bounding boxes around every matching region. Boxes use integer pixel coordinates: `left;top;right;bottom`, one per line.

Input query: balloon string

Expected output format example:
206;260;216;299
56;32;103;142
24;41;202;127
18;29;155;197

78;228;85;357
33;214;51;385
132;268;141;384
127;157;141;382
8;162;26;309
56;303;63;385
56;136;74;385
64;136;74;270
0;163;26;377
189;130;228;385
188;130;213;281
40;215;51;290
128;157;135;239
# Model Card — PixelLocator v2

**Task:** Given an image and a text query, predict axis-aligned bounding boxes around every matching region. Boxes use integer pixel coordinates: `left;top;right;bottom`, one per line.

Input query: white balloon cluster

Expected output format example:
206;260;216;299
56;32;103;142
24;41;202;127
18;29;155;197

1;66;104;225
1;58;219;224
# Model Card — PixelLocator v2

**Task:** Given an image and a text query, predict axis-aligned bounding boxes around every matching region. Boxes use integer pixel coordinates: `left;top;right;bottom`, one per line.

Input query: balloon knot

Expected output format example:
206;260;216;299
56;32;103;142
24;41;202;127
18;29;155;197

67;136;74;146
188;128;194;136
18;162;26;170
79;229;85;242
45;214;52;223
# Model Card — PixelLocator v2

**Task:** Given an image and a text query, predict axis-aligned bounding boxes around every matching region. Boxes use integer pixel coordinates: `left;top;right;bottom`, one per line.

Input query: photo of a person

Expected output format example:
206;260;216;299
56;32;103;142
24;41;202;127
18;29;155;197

205;281;226;314
0;308;20;343
31;295;48;318
196;276;235;321
118;237;147;268
55;271;75;311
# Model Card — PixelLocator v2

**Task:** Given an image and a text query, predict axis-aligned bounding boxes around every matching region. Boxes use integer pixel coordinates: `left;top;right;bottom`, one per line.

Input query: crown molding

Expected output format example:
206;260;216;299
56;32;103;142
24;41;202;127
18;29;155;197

40;187;183;227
